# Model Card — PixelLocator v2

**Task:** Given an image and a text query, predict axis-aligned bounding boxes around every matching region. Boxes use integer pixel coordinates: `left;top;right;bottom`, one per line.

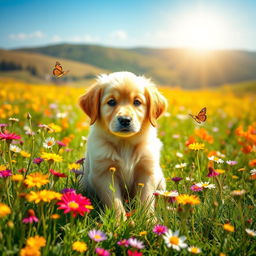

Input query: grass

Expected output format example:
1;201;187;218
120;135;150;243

0;79;255;255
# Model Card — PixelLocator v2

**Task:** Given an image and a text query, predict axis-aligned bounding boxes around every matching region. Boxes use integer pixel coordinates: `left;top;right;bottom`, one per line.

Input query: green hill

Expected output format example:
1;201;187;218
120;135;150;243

17;44;256;88
0;49;107;83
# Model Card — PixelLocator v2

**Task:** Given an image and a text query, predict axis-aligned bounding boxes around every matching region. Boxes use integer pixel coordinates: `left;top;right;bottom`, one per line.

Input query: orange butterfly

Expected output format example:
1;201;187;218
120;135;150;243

189;107;207;124
53;61;69;78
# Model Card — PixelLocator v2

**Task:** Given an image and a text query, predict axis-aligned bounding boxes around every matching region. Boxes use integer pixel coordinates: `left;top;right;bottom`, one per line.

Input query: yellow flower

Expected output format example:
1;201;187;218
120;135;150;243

176;194;200;205
24;172;49;188
48;123;62;133
26;235;46;248
223;223;234;232
231;190;246;196
139;231;147;236
20;151;31;158
26;190;62;203
109;167;117;173
72;241;88;253
232;175;239;179
11;174;24;182
138;183;145;187
0;203;11;217
0;165;7;171
68;163;81;170
51;214;60;219
40;152;63;162
215;169;225;174
20;246;40;256
188;143;205;151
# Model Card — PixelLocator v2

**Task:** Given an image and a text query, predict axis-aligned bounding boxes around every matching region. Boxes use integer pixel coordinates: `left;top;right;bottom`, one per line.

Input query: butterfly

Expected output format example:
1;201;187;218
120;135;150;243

52;61;69;78
189;107;207;124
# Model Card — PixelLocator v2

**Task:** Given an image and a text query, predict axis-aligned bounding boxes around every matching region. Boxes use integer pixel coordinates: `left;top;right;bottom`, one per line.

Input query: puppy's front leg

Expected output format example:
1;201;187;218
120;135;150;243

91;171;126;220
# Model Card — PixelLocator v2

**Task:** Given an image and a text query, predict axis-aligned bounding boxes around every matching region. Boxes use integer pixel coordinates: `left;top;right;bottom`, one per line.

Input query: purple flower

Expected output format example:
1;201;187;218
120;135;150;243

226;160;237;166
0;124;8;127
153;225;168;235
207;167;220;177
33;157;44;165
71;169;83;175
61;188;76;194
0;170;12;178
76;158;86;165
88;229;107;242
95;248;110;256
172;177;183;183
117;239;129;247
190;185;203;192
128;238;145;249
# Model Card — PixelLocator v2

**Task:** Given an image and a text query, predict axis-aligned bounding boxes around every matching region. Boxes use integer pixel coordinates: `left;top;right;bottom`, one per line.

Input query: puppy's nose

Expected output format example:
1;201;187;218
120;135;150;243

118;116;132;127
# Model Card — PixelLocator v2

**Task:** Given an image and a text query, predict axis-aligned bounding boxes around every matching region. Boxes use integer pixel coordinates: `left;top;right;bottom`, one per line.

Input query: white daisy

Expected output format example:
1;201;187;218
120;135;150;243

245;229;256;237
188;246;202;254
163;230;187;251
154;190;179;198
196;182;216;189
10;144;21;153
250;169;256;175
175;163;187;169
176;152;184;158
43;137;56;149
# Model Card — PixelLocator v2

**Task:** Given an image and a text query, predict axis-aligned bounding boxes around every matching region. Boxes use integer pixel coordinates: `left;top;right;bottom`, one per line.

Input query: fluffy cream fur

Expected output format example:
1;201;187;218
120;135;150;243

79;71;167;219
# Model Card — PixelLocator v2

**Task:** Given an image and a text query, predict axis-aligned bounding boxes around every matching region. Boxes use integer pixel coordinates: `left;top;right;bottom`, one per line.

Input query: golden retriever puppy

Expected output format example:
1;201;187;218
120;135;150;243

79;71;167;219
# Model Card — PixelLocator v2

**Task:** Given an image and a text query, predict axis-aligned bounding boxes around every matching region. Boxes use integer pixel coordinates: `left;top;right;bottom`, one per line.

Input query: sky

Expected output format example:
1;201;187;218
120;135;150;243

0;0;255;50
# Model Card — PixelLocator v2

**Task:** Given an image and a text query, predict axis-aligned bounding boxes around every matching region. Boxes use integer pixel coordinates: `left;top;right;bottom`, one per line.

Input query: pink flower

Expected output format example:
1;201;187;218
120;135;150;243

128;250;143;256
153;225;168;235
190;185;203;192
57;141;66;147
95;248;110;256
57;191;93;217
117;239;129;247
207;167;220;177
0;131;21;141
22;209;39;224
0;170;12;178
50;169;67;178
128;238;144;249
88;229;107;242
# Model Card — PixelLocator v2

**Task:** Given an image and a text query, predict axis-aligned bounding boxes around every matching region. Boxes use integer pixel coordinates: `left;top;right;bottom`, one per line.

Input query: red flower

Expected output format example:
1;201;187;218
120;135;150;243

0;131;21;141
57;191;93;217
50;169;67;178
128;250;143;256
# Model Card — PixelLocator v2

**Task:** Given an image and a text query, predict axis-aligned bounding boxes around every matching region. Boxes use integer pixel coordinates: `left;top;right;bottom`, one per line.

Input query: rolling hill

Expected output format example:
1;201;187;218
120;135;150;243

17;44;256;88
0;49;107;84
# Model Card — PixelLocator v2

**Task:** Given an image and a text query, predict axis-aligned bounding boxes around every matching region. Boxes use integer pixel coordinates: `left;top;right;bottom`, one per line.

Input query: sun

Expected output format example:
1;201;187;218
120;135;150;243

174;12;228;50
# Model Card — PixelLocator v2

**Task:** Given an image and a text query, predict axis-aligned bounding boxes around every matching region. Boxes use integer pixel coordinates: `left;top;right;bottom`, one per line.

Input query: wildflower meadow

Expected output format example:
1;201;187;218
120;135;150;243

0;79;255;255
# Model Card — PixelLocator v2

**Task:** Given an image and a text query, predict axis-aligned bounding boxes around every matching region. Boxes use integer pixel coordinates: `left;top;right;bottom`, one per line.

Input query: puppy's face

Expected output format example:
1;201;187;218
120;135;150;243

79;72;167;137
101;82;147;137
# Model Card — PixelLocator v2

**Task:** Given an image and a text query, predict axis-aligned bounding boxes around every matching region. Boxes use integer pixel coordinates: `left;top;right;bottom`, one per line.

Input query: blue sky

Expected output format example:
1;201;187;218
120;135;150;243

0;0;255;50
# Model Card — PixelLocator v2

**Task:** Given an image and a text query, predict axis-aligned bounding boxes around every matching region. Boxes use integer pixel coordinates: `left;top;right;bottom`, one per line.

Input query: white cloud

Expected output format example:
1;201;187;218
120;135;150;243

9;31;45;41
110;30;128;40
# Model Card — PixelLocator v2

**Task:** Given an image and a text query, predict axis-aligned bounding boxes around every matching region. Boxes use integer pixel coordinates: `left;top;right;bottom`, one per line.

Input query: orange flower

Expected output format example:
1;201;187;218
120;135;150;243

185;135;196;147
249;159;256;167
195;128;214;143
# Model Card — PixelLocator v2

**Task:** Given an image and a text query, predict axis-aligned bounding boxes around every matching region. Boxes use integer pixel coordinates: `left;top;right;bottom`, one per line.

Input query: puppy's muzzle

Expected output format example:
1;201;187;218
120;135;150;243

117;116;132;131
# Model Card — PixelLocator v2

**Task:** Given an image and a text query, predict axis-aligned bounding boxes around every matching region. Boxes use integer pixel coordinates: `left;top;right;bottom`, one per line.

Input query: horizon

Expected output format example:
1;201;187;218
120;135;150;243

0;0;255;51
2;41;256;53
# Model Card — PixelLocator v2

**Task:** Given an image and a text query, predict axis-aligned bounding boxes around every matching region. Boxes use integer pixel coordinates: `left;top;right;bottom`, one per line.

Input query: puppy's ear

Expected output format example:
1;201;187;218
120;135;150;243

79;83;102;125
146;86;167;127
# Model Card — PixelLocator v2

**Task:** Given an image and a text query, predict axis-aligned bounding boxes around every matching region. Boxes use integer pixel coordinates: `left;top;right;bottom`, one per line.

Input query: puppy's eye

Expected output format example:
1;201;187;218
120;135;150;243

134;99;141;106
107;99;116;106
